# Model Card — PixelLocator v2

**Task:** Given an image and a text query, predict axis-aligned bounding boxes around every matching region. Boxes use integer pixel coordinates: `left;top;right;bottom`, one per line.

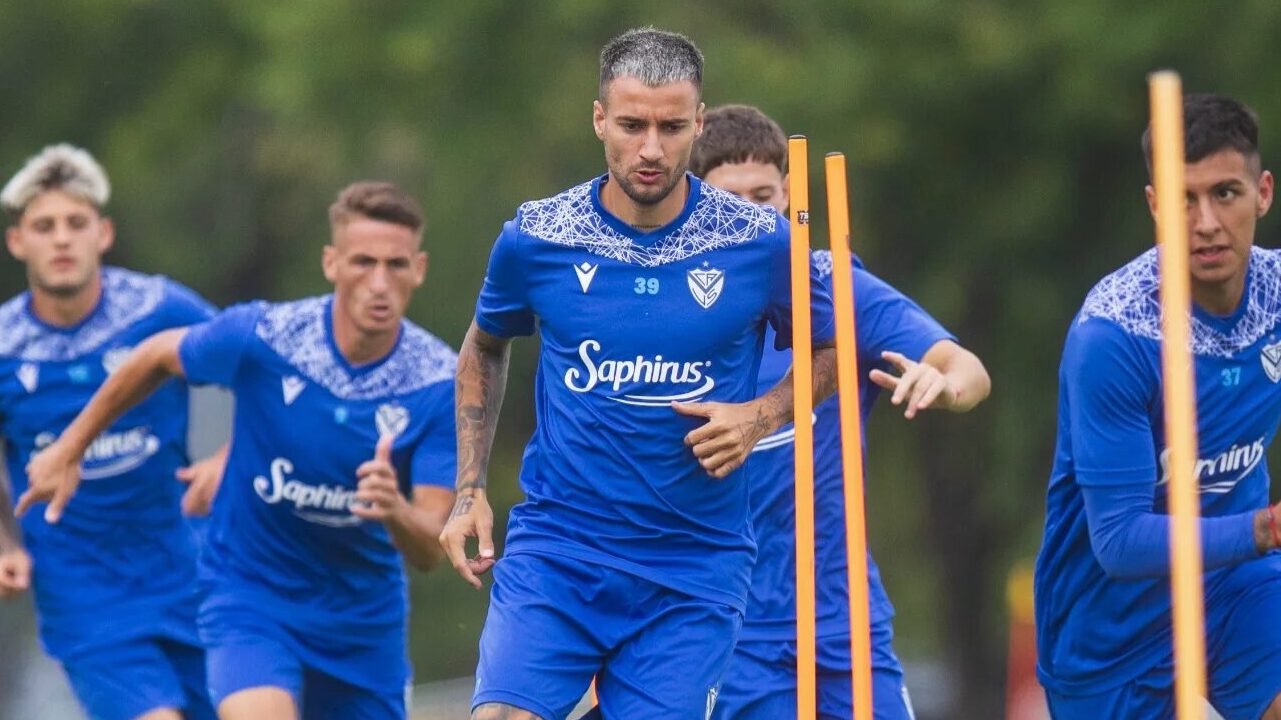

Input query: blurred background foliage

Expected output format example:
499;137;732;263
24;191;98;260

3;1;1281;716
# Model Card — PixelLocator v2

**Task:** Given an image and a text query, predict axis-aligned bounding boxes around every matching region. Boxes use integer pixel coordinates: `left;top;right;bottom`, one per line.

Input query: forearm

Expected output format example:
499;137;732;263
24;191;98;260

754;345;838;434
455;322;511;496
1084;483;1262;579
386;506;448;571
0;482;21;552
61;331;185;453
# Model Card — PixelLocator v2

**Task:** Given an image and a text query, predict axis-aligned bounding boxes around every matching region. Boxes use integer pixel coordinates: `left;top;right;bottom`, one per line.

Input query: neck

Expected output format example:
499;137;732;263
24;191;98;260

600;174;689;231
1192;275;1247;317
331;307;399;366
29;273;102;328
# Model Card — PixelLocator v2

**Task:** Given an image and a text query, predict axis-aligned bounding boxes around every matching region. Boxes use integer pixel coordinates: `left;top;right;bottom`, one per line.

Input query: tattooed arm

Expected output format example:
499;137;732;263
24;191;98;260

439;320;512;589
672;343;838;479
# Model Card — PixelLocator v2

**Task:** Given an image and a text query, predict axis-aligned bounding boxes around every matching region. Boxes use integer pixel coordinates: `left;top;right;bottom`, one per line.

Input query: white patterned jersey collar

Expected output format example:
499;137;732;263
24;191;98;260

517;173;779;268
1078;246;1281;358
0;266;166;362
253;295;456;401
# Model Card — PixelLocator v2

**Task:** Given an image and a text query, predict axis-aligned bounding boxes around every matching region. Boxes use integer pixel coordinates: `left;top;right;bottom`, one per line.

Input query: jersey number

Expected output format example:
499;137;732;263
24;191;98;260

634;277;660;295
1222;367;1241;387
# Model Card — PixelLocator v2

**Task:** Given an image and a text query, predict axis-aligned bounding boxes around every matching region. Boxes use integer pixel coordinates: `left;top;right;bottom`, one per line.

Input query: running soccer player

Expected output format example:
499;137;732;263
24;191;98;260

438;28;839;720
0;144;219;720
692;105;990;720
1035;94;1281;719
19;181;458;720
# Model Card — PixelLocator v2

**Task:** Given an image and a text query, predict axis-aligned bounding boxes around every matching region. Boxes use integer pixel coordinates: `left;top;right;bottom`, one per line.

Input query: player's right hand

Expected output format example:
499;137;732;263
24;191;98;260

15;440;83;524
439;489;496;589
0;547;32;599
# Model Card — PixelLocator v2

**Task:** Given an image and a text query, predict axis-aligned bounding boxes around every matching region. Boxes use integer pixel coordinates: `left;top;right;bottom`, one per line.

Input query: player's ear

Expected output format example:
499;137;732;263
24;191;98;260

593;100;607;141
321;243;338;283
5;225;24;262
1256;170;1274;218
97;216;115;255
1143;185;1159;227
414;250;428;287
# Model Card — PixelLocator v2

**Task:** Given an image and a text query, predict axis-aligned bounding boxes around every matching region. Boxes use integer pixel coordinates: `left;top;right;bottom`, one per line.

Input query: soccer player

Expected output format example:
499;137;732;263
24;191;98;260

0;144;219;720
691;105;991;720
438;28;840;720
19;181;458;720
1034;94;1281;719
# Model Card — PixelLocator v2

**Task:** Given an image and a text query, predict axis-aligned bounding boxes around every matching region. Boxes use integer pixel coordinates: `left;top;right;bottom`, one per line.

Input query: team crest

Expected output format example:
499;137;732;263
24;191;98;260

102;346;132;375
375;403;410;438
1263;340;1281;383
687;265;725;309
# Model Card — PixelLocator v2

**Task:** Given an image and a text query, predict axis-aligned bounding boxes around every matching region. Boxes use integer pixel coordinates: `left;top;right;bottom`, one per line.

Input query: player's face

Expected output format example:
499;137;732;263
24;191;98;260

1146;149;1274;295
703;160;789;214
593;77;704;207
5;190;113;298
323;216;427;337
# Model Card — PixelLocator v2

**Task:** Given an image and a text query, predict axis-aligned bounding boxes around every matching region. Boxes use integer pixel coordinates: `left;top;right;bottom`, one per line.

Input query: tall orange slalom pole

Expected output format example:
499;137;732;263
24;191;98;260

1150;70;1207;719
824;152;874;719
788;135;818;719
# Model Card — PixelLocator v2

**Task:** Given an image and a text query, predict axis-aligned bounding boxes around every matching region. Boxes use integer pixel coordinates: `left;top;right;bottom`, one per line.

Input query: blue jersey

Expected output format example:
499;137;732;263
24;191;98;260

177;296;456;691
741;251;954;641
475;174;836;610
0;267;215;659
1035;247;1281;694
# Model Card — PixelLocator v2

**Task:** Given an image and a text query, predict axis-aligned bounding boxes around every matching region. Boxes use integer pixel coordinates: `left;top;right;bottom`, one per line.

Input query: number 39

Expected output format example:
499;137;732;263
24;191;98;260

634;277;659;295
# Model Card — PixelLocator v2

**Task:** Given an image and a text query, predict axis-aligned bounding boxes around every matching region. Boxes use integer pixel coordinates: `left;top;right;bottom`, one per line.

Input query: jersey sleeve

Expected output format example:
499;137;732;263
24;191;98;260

1082;481;1257;578
178;302;265;387
474;219;535;338
765;227;837;350
1063;317;1158;486
409;380;457;489
161;279;218;327
853;268;957;368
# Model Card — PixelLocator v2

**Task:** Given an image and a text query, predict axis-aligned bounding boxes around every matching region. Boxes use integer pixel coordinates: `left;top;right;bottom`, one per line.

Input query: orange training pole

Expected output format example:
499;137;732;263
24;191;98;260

1150;70;1207;719
788;135;818;719
824;152;874;719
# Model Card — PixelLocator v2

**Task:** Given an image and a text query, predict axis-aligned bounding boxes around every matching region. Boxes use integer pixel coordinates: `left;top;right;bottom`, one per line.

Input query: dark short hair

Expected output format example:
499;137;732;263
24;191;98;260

1142;93;1261;176
328;181;424;233
599;27;703;101
690;105;787;178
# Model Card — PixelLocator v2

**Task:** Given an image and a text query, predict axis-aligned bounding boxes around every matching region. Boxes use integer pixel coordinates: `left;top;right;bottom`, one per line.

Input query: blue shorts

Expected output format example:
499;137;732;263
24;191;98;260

1046;555;1281;720
62;636;214;720
203;604;406;720
474;551;742;720
713;619;914;720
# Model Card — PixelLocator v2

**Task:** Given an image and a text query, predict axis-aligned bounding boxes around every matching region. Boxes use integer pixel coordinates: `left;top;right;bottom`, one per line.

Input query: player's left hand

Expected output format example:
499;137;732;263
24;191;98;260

672;400;772;479
0;547;32;599
16;439;82;523
868;350;958;419
175;444;229;517
352;435;408;523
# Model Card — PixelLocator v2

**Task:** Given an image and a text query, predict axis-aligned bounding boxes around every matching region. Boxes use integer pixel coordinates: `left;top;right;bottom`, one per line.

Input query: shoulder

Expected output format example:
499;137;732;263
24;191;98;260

0;292;34;359
516;178;597;241
395;321;458;390
683;181;780;242
254;295;324;347
1077;248;1162;341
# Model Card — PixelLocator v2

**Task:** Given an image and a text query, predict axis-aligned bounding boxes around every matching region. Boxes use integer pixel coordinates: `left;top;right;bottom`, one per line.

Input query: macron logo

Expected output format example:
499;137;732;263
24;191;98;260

16;363;38;393
574;262;599;293
282;376;306;405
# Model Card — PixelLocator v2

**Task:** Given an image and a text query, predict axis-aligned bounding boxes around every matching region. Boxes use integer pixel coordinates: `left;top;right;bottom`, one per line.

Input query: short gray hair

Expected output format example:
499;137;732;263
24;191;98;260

1;144;111;217
599;27;703;101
